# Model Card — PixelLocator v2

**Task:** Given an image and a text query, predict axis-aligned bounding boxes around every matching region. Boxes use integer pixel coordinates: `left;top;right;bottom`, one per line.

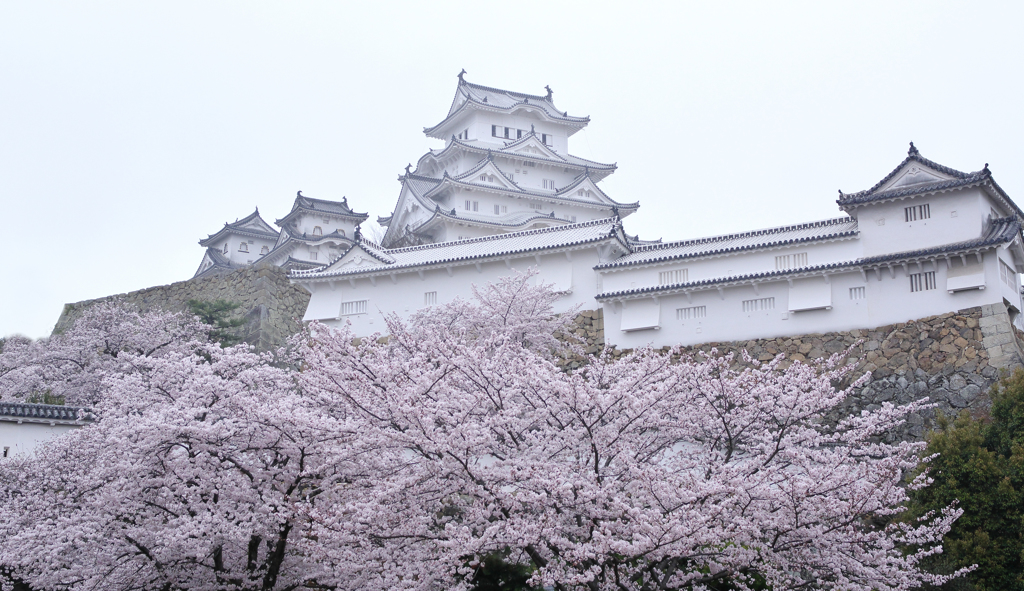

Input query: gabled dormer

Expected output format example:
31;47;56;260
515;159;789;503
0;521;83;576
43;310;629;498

838;143;1023;257
198;209;280;269
423;72;590;152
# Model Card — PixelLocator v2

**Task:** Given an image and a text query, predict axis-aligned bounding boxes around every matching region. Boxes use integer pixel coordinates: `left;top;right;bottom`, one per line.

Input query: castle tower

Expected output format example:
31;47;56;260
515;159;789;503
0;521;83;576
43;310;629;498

377;72;637;248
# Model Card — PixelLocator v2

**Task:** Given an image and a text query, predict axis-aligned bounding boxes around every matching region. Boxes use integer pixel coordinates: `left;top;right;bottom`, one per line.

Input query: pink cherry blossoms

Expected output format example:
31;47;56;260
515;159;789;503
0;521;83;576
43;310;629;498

0;274;967;590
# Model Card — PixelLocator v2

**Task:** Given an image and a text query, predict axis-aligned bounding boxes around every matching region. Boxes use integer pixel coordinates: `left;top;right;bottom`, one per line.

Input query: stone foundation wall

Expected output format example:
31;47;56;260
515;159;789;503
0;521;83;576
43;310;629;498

53;264;310;351
565;304;1024;441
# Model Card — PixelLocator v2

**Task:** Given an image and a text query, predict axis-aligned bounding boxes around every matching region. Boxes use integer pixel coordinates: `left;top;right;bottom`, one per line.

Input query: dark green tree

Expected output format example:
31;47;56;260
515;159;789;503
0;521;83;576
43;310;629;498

466;552;536;591
908;370;1024;591
186;299;246;347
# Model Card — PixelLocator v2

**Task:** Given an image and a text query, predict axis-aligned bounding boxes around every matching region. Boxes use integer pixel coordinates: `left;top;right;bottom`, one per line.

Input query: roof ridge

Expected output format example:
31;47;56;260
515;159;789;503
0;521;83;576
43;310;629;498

633;217;856;252
463;79;550;102
598;219;1022;297
848;146;973;198
440;137;616;170
387;217;616;254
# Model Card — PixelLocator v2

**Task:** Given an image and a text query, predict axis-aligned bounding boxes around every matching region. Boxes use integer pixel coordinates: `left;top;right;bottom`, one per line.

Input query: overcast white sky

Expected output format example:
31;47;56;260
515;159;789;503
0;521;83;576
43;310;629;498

2;1;1022;339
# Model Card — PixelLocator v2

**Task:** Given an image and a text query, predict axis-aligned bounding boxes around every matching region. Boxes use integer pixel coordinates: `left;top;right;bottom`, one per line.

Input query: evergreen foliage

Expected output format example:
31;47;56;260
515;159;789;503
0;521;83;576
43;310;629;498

908;370;1024;591
186;299;246;347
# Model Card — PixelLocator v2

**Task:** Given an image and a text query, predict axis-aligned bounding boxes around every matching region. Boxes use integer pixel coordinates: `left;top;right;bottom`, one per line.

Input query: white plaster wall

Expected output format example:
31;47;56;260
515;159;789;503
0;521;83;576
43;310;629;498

604;256;1011;349
302;247;603;335
598;238;863;295
217;234;278;266
855;190;988;257
0;421;79;458
456;111;571;155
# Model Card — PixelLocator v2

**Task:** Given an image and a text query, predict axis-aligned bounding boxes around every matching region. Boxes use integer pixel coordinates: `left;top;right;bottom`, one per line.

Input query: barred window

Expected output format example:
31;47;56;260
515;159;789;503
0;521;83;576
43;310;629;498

424;291;437;306
676;306;706;320
775;253;808;270
905;203;931;222
742;297;775;312
340;300;367;316
849;286;866;300
659;269;688;285
1000;260;1018;288
909;271;936;292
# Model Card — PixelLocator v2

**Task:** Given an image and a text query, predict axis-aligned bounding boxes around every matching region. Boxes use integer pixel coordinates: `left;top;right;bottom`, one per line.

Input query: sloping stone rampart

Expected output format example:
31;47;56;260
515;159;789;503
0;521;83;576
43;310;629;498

564;304;1024;441
53;263;310;352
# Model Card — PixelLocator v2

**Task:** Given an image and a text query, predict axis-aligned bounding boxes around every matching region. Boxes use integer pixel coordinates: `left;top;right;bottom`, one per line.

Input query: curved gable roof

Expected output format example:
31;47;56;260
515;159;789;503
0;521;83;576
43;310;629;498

425;74;590;138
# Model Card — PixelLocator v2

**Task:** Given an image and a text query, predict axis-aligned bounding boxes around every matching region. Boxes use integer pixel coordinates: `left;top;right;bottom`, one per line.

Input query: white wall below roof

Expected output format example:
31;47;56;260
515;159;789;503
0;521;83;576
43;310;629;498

463;111;570;155
855;190;987;257
0;420;79;458
302;247;603;335
219;233;277;266
598;237;862;296
603;253;1017;349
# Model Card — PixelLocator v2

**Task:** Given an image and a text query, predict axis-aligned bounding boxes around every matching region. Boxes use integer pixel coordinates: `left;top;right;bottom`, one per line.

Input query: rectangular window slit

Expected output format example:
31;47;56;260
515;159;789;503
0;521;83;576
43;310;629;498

676;306;706;320
658;269;688;285
340;300;368;316
849;286;866;300
905;203;931;222
775;252;808;271
742;297;775;312
909;271;937;292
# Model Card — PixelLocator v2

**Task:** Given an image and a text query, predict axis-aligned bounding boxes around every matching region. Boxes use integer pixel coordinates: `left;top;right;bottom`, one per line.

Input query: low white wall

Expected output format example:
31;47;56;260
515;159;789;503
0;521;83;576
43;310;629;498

0;420;79;458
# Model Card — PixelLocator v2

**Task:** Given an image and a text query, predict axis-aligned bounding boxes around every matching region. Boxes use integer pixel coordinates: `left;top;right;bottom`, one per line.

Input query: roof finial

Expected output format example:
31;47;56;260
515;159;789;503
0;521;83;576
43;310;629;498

405;163;412;175
342;196;348;207
457;68;466;82
545;85;553;99
611;206;620;220
838;189;843;197
486;148;492;161
531;123;535;133
297;190;303;198
908;141;918;155
985;162;990;170
353;224;362;242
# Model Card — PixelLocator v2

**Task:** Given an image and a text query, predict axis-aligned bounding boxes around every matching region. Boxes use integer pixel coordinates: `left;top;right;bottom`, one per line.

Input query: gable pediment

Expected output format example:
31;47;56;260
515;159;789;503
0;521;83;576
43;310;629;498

504;137;561;160
876;163;954;193
321;244;393;273
559;176;609;204
458;160;519;191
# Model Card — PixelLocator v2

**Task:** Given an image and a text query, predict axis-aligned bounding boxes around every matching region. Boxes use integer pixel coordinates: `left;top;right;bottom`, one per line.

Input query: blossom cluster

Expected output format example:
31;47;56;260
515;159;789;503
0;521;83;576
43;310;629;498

0;274;967;590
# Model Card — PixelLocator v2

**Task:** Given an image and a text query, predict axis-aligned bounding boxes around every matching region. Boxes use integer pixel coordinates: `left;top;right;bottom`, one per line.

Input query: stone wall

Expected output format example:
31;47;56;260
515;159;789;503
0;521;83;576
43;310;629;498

564;304;1024;441
53;263;310;351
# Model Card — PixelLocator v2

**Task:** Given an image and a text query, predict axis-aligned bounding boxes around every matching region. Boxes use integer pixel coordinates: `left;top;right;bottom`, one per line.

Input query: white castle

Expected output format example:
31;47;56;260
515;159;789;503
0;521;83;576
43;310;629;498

197;73;1024;350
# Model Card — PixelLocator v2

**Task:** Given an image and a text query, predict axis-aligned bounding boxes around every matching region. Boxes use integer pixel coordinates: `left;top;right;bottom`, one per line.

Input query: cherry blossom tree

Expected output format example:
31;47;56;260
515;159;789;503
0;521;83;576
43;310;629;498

0;274;967;590
0;300;210;405
0;341;362;591
298;271;967;591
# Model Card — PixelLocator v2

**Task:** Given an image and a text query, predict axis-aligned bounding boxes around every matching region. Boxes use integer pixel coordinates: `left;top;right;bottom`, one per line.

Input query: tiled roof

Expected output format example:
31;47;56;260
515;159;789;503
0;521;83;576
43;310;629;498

420;160;639;211
291;218;627;280
408;207;578;235
193;248;243;279
418;136;616;176
0;402;93;423
853;143;974;197
836;145;1024;219
595;218;859;270
425;75;589;137
596;217;1022;300
199;209;280;246
275;194;368;226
